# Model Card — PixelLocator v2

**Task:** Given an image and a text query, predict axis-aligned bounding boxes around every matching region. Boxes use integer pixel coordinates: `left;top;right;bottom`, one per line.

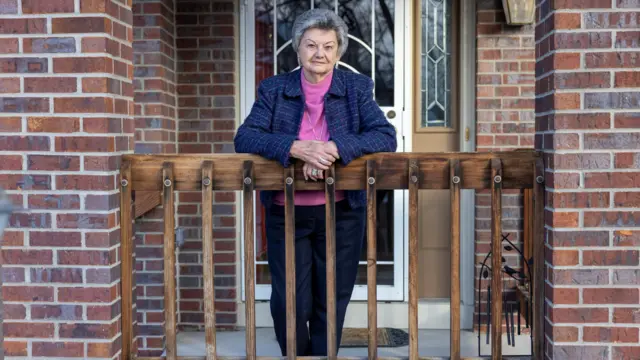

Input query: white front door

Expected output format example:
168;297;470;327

239;0;406;302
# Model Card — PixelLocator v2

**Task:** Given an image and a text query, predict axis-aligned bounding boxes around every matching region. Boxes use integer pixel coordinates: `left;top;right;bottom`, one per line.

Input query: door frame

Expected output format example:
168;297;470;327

401;0;476;330
237;0;407;303
458;0;477;330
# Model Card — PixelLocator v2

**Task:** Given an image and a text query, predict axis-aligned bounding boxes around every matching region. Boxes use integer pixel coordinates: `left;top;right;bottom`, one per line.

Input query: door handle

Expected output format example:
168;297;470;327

386;110;396;119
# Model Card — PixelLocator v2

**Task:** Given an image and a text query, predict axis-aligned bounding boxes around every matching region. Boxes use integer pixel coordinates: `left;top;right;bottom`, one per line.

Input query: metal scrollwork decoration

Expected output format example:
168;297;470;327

477;233;533;356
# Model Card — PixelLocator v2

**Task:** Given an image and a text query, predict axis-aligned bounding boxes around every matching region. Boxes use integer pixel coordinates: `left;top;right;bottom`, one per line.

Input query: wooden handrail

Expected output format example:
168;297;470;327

122;152;538;191
119;150;545;360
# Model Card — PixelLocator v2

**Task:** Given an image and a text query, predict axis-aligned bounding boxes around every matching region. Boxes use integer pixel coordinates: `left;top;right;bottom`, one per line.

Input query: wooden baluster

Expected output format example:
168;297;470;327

243;161;256;360
532;157;545;360
522;188;533;330
201;161;217;360
491;158;503;360
366;160;378;360
284;166;296;359
120;161;133;360
408;159;419;360
325;165;337;360
450;160;461;360
163;162;177;360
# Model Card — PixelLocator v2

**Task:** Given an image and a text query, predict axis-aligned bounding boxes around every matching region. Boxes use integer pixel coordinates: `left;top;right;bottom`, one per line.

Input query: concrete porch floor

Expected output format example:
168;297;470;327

176;328;532;358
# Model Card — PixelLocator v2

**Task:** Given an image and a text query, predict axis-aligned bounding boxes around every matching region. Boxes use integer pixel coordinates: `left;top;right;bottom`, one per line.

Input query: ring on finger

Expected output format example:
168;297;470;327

311;169;318;176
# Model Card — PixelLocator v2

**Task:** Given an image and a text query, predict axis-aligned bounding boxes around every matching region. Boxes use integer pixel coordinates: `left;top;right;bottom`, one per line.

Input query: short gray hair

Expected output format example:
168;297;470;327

291;8;349;58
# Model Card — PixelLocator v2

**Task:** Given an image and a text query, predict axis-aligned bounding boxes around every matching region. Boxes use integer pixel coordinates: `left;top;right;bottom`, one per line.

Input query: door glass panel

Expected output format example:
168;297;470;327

373;0;395;106
253;0;397;287
420;0;452;128
356;264;394;286
254;0;394;104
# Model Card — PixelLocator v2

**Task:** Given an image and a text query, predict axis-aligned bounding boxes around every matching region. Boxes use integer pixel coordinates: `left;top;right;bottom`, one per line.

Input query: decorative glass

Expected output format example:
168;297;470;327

421;0;452;128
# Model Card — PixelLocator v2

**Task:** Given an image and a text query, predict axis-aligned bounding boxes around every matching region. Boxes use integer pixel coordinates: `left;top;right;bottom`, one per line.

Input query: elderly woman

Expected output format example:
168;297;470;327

234;8;397;356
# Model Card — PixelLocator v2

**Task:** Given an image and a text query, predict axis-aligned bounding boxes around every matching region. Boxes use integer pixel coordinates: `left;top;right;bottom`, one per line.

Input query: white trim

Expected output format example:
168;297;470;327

401;0;413;306
459;0;477;331
238;0;255;305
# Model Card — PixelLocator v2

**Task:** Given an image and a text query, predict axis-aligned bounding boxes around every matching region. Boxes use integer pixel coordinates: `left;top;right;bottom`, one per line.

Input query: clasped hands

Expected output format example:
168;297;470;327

290;140;340;181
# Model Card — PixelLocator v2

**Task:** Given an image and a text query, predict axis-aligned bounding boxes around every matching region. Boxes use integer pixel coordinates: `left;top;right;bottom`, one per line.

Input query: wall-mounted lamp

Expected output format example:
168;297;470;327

502;0;535;25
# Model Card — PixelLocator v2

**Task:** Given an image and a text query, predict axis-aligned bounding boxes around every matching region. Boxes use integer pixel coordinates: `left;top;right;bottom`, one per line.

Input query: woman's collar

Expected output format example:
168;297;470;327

284;67;346;98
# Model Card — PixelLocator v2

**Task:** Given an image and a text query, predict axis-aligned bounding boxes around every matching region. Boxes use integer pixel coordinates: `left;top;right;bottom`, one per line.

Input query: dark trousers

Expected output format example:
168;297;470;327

265;200;365;356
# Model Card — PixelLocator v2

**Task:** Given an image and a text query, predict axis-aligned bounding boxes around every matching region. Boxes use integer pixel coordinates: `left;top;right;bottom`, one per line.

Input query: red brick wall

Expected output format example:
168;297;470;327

175;0;238;334
132;0;178;356
536;1;640;358
0;0;134;358
133;0;177;154
474;0;536;329
129;1;238;355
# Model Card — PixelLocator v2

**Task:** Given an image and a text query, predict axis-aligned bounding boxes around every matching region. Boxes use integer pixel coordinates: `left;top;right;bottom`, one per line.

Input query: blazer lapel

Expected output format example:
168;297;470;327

283;68;303;98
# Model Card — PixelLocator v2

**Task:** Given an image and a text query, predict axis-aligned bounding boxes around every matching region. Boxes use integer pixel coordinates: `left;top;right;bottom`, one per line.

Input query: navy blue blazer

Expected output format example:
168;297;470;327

234;68;397;209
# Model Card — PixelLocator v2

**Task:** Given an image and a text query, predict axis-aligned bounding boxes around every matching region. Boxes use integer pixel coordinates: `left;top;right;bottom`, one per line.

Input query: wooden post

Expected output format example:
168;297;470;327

163;162;177;360
490;158;503;360
201;161;217;360
408;159;419;360
532;157;545;360
284;166;296;359
325;165;337;360
243;161;256;360
366;160;378;360
450;160;461;360
120;161;133;360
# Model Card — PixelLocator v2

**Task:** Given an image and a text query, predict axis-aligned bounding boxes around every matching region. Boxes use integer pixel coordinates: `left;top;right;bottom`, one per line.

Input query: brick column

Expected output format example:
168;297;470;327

131;0;178;355
0;0;134;359
536;1;640;359
133;0;177;154
175;0;238;335
474;0;536;330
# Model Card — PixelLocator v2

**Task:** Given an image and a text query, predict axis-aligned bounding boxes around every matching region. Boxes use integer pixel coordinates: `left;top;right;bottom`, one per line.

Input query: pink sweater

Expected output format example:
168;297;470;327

274;70;345;206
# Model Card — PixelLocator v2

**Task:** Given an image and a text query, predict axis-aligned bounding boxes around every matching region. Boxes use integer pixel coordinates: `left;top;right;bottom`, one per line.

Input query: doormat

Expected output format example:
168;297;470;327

340;328;409;348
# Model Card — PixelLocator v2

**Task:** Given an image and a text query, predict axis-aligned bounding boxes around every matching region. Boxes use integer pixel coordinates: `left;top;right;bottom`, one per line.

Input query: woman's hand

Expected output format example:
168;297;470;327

303;162;323;181
323;141;339;159
290;140;340;170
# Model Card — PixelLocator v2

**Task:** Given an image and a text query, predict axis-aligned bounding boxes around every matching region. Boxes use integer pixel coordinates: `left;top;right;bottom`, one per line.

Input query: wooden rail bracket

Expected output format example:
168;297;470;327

133;191;162;219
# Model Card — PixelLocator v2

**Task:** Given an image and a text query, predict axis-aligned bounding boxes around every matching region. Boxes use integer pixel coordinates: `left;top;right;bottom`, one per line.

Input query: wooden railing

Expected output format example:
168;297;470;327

119;151;545;360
